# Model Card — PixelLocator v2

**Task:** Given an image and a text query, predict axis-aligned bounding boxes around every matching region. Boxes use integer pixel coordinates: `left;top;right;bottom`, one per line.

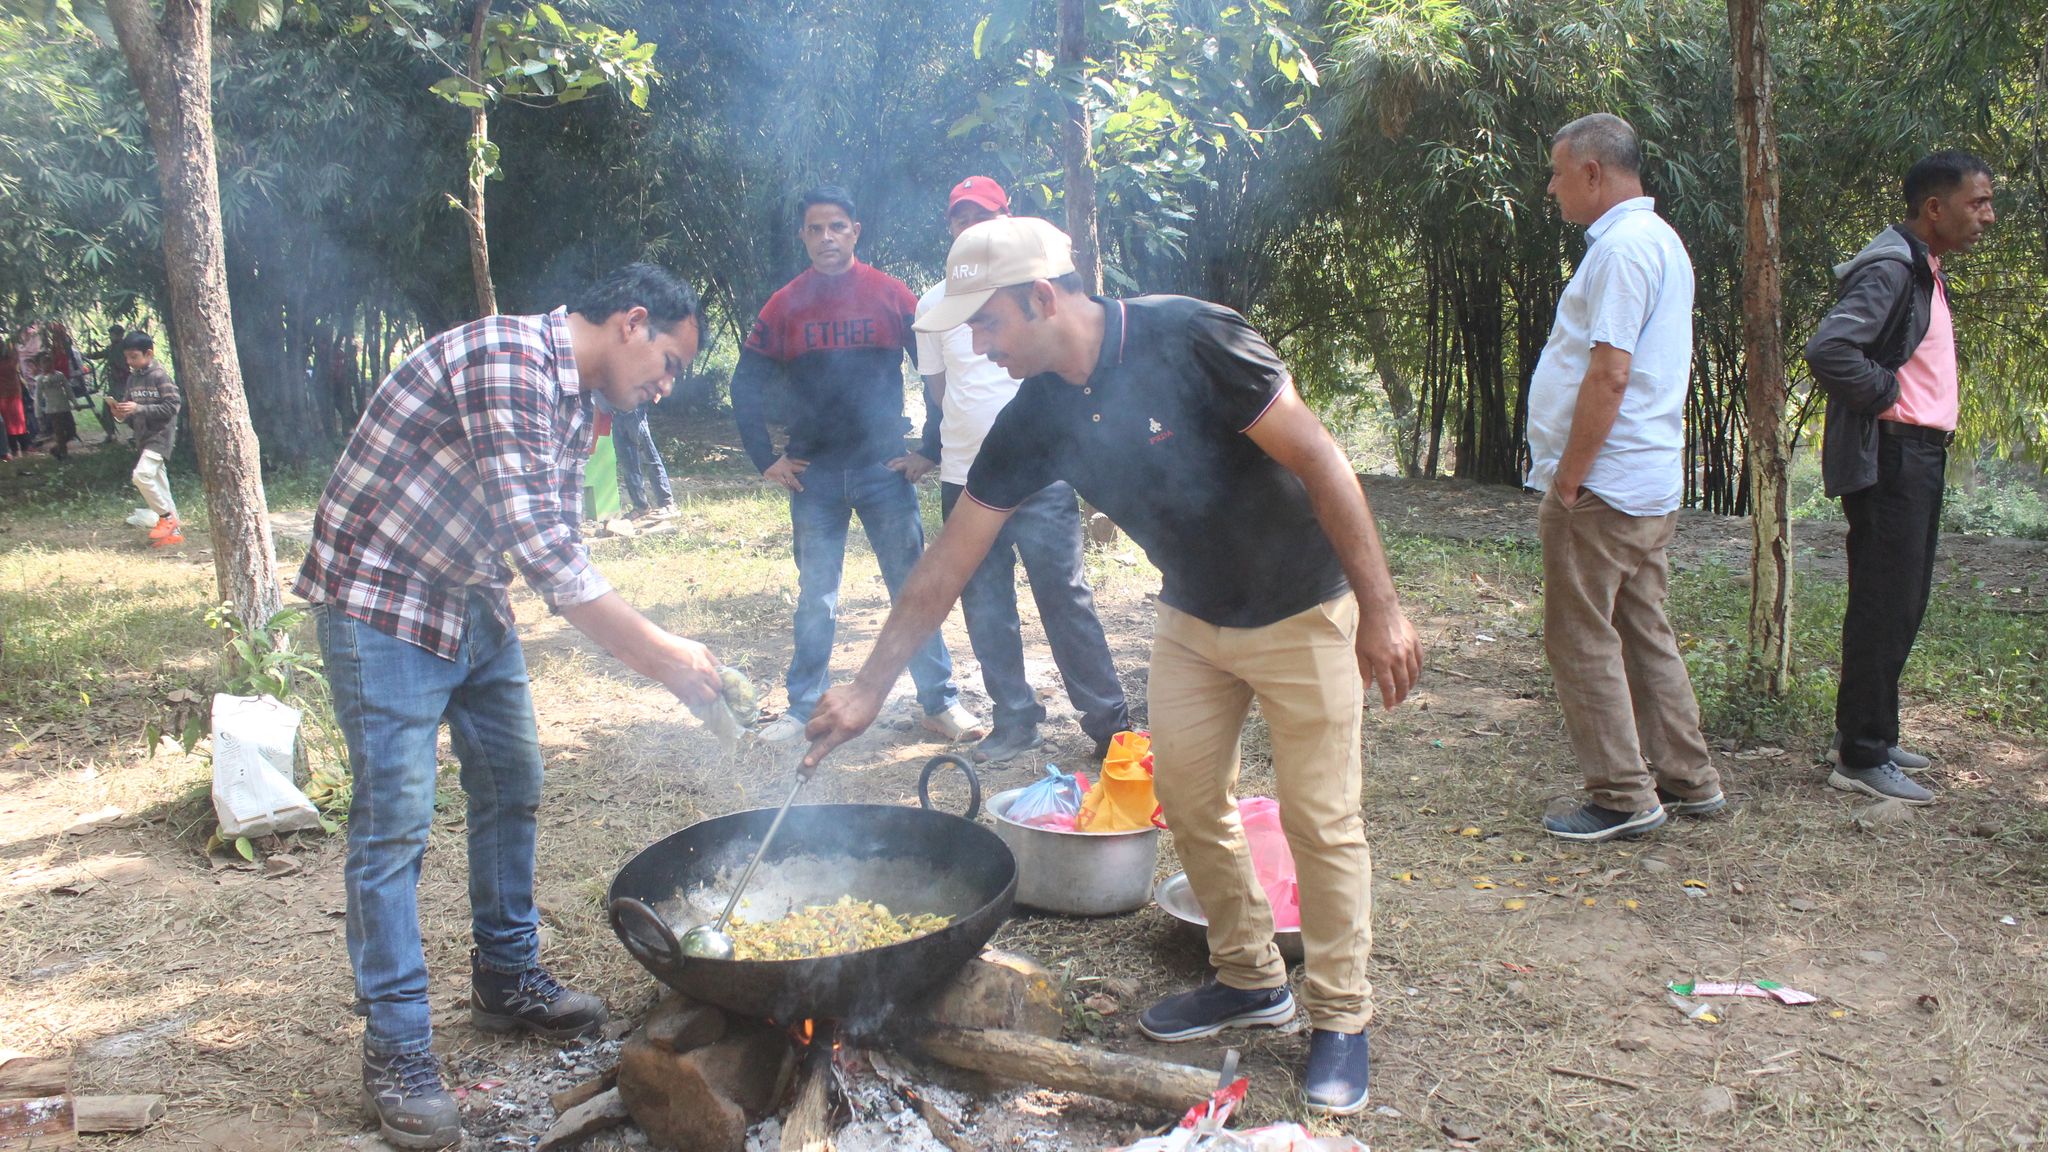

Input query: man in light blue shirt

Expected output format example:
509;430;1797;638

1525;113;1724;843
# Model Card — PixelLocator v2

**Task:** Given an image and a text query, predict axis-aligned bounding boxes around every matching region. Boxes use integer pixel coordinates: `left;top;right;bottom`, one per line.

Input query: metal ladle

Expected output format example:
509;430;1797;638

678;768;810;960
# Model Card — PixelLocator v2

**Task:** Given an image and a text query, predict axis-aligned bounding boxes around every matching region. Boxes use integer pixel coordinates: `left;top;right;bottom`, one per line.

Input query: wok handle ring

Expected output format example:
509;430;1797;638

609;896;682;971
918;753;982;821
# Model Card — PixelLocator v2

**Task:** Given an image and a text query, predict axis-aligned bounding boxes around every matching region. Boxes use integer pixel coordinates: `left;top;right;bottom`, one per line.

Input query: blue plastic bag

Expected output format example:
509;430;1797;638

1004;765;1089;829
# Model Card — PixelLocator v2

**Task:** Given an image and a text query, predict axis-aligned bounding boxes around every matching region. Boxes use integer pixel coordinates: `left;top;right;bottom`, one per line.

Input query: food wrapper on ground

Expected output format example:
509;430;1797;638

728;895;951;961
1076;731;1163;832
1669;979;1817;1005
1110;1124;1366;1151
1006;765;1091;826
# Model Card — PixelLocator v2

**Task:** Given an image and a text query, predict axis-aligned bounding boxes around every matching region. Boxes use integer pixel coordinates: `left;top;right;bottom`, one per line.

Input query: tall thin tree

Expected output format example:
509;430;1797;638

104;0;283;626
1729;0;1792;693
1057;0;1101;293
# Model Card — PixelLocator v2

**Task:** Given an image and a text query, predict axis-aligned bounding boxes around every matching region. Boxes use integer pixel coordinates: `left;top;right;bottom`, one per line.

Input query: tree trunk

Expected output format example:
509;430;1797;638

1056;0;1101;293
464;0;497;316
105;0;282;627
1730;0;1792;694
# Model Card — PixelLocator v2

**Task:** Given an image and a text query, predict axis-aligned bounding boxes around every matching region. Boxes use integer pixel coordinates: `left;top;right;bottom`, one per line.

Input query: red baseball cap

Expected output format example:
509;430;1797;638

947;176;1010;214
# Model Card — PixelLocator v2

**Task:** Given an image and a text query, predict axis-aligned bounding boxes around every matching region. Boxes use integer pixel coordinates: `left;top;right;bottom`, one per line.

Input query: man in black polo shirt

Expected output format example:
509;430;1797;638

803;217;1421;1115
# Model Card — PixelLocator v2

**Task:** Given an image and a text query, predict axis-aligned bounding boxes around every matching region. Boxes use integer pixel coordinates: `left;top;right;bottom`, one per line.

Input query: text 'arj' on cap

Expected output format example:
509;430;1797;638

914;217;1076;333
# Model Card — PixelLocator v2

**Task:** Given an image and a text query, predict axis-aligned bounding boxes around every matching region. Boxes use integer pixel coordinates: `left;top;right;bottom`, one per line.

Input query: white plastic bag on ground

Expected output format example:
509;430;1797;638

125;507;160;528
211;693;323;837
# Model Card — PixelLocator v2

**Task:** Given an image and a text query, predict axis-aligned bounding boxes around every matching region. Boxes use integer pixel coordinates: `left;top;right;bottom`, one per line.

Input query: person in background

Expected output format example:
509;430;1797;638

608;395;677;519
108;331;183;547
913;176;1129;764
1804;150;1996;806
0;337;28;459
731;184;982;745
1522;113;1724;843
32;350;77;461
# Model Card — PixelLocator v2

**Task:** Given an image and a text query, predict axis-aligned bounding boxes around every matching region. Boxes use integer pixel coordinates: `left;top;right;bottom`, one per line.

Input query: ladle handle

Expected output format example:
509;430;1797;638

711;772;808;934
609;896;682;971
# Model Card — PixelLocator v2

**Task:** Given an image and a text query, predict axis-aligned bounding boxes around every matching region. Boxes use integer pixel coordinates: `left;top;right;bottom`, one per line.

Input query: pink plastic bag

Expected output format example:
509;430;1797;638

1239;797;1300;931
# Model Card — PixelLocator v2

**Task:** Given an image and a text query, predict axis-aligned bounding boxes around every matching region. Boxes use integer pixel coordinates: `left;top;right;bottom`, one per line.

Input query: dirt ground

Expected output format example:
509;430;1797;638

2;434;2044;1152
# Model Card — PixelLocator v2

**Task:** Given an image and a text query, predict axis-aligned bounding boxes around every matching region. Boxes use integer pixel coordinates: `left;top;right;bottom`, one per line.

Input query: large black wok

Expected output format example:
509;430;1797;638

608;756;1016;1030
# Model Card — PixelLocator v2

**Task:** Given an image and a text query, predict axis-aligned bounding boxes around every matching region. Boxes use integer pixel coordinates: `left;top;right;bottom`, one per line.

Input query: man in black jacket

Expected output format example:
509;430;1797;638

1802;151;1995;805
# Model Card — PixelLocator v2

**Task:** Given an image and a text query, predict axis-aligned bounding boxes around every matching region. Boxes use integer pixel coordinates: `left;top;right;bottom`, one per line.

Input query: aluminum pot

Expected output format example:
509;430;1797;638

986;786;1161;916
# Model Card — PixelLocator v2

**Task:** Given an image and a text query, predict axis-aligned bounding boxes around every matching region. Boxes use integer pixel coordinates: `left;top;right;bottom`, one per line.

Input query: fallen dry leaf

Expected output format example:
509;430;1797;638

1682;879;1709;890
1502;898;1528;911
1473;878;1497;890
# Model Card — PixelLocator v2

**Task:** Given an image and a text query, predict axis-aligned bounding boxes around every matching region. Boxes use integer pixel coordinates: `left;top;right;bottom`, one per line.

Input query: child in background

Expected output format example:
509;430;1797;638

108;331;183;547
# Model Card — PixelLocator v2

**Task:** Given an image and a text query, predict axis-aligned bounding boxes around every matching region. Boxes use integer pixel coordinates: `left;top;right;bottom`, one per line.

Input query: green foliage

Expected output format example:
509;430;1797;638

206;602;321;699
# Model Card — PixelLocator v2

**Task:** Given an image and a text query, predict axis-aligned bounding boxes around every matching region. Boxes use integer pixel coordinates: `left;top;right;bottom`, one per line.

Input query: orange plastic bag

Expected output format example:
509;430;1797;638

1075;731;1165;832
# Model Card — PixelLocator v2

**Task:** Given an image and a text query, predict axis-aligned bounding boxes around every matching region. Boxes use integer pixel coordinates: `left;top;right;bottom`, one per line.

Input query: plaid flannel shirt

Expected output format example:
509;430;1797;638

294;309;610;660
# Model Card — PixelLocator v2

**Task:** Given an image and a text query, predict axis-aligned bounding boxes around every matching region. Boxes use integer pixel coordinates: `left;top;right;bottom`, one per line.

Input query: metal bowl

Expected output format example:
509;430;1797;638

1152;871;1305;963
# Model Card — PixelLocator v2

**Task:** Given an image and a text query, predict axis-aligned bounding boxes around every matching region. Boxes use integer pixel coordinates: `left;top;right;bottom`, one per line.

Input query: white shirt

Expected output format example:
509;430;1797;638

1524;197;1695;517
915;280;1023;485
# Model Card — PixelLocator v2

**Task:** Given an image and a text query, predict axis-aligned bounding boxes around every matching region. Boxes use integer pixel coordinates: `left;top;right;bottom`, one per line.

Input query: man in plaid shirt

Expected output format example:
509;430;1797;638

298;264;720;1150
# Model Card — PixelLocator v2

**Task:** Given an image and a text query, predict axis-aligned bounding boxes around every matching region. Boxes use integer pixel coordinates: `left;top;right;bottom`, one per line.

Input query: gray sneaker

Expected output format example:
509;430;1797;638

1828;762;1934;806
1827;733;1931;773
361;1049;461;1149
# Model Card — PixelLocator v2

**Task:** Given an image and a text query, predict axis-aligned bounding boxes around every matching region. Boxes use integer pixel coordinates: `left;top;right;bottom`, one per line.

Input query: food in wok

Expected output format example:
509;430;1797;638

729;895;953;961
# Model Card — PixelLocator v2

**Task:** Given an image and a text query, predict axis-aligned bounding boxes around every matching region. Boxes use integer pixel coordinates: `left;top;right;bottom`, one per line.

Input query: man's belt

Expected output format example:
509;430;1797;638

1879;421;1955;447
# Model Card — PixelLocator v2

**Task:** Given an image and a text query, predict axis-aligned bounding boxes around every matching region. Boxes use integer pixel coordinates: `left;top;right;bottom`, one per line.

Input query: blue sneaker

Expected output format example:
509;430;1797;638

1303;1028;1371;1115
1542;802;1666;842
1137;978;1295;1042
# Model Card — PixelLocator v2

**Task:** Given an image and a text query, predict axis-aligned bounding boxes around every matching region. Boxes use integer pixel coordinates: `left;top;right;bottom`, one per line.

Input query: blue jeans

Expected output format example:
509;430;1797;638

786;463;958;721
319;594;544;1055
941;482;1128;744
611;405;673;511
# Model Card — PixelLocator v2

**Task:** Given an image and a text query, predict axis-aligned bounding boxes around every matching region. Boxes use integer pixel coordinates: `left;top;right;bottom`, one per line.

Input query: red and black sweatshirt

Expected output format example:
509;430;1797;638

730;261;937;473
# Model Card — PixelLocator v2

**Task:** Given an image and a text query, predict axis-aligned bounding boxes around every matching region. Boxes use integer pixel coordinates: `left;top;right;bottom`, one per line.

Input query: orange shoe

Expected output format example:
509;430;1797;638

148;515;179;541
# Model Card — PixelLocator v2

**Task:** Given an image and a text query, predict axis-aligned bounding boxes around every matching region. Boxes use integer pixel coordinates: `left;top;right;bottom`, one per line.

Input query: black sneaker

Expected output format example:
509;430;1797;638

1827;763;1934;806
361;1049;461;1150
972;724;1042;765
1303;1028;1371;1116
1137;978;1295;1042
469;950;609;1042
1655;787;1727;817
1542;802;1667;842
1827;733;1931;773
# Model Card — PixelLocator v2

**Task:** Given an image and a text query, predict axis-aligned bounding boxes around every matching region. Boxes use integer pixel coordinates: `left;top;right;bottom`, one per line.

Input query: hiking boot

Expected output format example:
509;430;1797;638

1827;732;1931;773
469;951;609;1042
972;724;1041;765
1542;802;1667;843
1302;1028;1371;1116
1655;787;1727;817
1828;763;1934;806
361;1049;462;1150
921;703;987;743
1138;978;1295;1043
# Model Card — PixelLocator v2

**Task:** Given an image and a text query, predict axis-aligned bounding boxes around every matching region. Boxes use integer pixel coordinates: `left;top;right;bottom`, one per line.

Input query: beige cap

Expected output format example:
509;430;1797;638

914;216;1076;332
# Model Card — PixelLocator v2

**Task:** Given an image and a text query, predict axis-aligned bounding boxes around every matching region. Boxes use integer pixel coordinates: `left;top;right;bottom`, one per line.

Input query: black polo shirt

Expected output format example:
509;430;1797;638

964;294;1350;628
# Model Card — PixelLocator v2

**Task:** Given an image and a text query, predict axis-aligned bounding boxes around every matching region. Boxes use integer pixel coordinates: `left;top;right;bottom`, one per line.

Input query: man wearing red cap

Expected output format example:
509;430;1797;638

912;178;1129;764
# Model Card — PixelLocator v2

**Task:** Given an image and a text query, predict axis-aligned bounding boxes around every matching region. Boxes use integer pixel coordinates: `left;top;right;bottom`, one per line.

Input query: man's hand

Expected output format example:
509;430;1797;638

651;632;724;708
1555;481;1582;509
109;400;136;419
1356;603;1423;710
802;684;885;775
764;455;809;492
886;453;936;482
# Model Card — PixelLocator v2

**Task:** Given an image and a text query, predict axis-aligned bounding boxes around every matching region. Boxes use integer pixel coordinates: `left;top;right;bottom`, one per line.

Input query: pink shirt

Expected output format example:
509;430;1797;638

1881;255;1958;431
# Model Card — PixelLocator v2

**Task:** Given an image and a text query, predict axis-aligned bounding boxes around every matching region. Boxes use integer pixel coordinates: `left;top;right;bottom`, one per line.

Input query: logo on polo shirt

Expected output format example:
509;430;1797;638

1148;417;1173;445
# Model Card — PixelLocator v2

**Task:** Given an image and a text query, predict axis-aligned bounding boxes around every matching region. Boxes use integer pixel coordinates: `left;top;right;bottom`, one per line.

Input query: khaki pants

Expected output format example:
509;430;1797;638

132;449;177;519
1538;489;1718;811
1148;594;1370;1032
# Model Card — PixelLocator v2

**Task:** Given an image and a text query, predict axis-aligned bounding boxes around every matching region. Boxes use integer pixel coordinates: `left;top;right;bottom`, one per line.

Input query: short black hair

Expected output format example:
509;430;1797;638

1903;150;1993;218
119;330;155;352
569;263;700;332
798;185;858;223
